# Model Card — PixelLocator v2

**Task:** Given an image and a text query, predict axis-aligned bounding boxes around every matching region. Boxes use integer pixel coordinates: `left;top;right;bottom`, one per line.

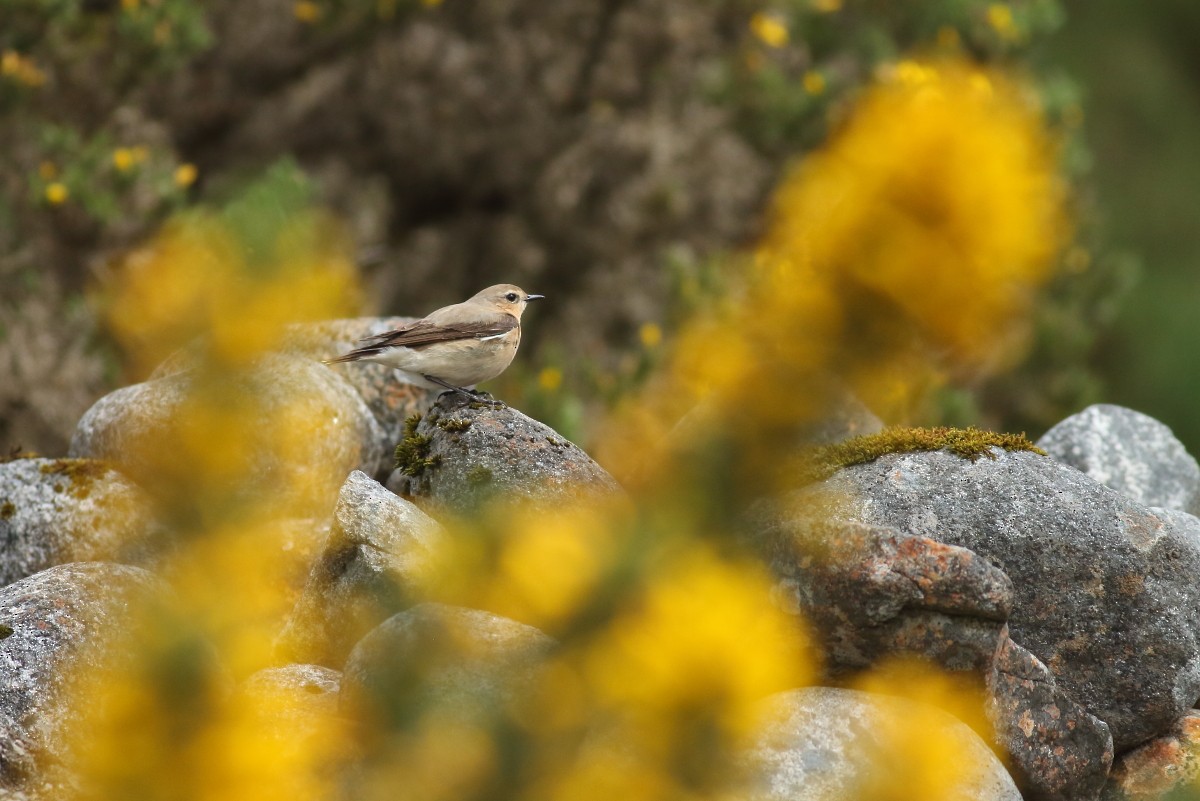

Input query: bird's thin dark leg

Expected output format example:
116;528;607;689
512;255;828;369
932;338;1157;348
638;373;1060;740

422;374;504;407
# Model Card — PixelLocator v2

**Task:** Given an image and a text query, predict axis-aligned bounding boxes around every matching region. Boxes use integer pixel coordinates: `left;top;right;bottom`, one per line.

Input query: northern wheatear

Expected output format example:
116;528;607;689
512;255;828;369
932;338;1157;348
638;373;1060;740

326;284;543;400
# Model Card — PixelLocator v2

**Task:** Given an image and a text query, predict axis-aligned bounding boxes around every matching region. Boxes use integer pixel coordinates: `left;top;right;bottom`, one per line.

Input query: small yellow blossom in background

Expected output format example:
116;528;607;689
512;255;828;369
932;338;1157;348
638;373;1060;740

294;0;321;23
112;148;137;172
174;162;198;187
987;3;1019;42
538;366;563;392
749;12;789;49
38;161;57;180
803;70;826;96
1;50;47;87
121;0;140;10
44;182;68;205
638;321;662;348
811;0;842;12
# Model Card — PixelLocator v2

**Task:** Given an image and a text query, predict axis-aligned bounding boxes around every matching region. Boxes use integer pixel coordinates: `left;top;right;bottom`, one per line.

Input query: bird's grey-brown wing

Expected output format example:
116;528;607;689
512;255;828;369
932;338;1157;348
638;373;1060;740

326;316;517;363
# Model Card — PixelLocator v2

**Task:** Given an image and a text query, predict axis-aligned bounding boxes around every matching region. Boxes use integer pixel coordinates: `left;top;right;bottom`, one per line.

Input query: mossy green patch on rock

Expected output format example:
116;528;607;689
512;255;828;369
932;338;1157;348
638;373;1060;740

435;417;473;433
0;624;11;640
394;414;439;477
38;459;108;500
0;501;14;519
799;426;1046;485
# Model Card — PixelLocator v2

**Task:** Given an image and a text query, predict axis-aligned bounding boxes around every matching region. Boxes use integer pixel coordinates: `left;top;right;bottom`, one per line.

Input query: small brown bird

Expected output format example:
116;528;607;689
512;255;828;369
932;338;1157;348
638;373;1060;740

326;284;543;399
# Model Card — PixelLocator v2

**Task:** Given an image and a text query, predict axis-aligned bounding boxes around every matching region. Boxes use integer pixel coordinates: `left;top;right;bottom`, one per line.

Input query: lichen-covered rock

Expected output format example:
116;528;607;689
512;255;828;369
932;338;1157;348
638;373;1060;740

1102;710;1200;801
387;392;623;517
988;630;1113;801
148;318;433;476
1038;404;1200;516
0;563;166;791
341;603;555;725
0;458;160;587
744;518;1012;675
69;353;386;515
786;447;1200;750
740;687;1021;801
276;471;442;669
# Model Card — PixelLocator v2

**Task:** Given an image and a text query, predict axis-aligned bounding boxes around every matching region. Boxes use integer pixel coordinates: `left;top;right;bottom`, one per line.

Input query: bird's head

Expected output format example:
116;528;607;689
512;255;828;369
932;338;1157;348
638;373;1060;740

475;284;544;318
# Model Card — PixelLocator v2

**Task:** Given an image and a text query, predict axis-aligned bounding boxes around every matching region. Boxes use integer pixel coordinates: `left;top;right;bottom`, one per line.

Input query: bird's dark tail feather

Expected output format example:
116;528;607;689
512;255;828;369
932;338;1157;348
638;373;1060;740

322;347;383;365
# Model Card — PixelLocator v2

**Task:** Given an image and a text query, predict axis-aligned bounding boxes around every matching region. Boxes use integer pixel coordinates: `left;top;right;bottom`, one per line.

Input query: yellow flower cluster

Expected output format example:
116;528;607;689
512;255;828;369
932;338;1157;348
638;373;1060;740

749;12;789;49
1;50;46;87
599;57;1067;491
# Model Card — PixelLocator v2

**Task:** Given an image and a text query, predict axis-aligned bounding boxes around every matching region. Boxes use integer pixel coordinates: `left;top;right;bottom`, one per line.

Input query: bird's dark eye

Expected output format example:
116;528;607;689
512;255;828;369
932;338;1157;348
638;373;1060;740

505;292;519;302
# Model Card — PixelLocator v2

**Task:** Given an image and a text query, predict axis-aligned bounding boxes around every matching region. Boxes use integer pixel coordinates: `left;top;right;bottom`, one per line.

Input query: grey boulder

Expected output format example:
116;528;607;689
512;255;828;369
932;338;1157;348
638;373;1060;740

0;458;159;587
744;518;1012;675
69;353;386;515
0;563;166;791
388;392;623;517
341;603;555;726
786;447;1200;750
1038;404;1200;516
276;471;442;668
740;686;1021;801
988;629;1113;801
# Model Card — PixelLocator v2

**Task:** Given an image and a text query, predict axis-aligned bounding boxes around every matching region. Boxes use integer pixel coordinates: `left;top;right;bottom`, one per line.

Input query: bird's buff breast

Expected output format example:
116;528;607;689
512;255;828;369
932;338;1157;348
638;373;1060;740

384;329;520;387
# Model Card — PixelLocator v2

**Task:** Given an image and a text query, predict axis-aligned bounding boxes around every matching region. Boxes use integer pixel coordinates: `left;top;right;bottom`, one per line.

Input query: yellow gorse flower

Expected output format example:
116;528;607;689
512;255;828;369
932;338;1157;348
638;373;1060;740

174;163;198;187
44;182;68;205
749;12;789;48
987;3;1019;41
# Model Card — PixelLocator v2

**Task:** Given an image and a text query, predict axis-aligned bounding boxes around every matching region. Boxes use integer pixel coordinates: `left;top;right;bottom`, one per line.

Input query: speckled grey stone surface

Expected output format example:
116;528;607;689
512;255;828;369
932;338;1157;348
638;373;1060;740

1038;404;1200;516
744;518;1012;675
787;448;1200;750
0;563;166;791
69;353;386;515
340;603;555;723
0;459;160;588
276;471;442;669
388;392;623;517
988;629;1113;801
236;664;342;743
741;687;1021;801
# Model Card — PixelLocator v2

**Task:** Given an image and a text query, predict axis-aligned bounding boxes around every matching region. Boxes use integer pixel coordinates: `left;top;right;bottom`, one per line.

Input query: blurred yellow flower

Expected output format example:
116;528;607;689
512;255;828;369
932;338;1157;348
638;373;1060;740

294;0;321;23
638;321;662;348
803;70;826;95
811;0;842;12
44;182;68;205
987;3;1019;41
174;162;198;187
760;57;1066;373
1;49;46;87
538;366;563;392
749;12;789;48
121;0;139;9
112;148;137;172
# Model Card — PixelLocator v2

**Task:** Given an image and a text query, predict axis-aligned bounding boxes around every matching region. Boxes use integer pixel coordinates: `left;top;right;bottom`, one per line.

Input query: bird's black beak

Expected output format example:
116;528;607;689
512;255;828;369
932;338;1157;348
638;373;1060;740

525;294;545;302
